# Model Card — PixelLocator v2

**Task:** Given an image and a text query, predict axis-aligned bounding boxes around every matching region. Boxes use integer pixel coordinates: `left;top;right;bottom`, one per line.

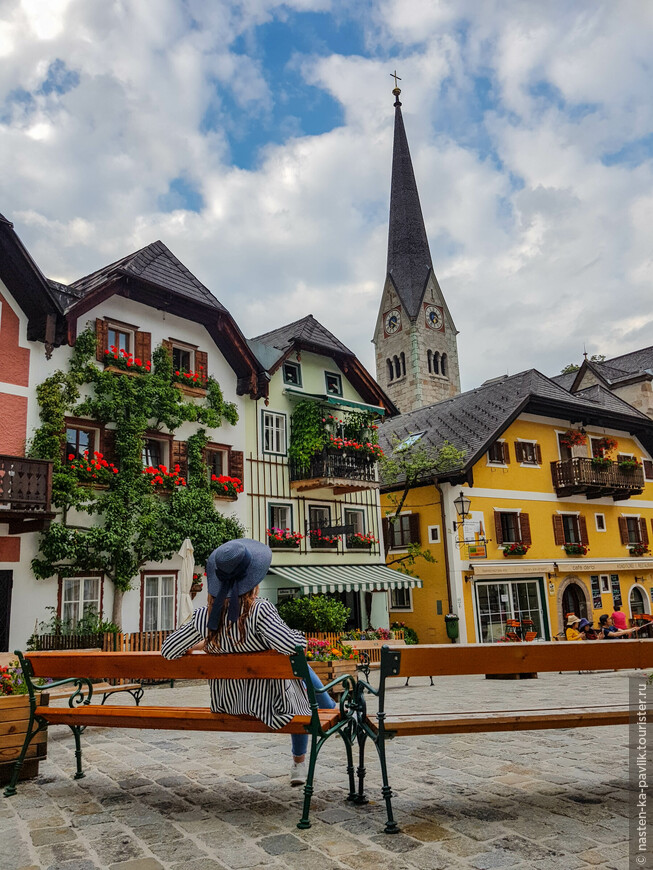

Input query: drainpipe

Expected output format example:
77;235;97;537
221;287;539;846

435;481;454;617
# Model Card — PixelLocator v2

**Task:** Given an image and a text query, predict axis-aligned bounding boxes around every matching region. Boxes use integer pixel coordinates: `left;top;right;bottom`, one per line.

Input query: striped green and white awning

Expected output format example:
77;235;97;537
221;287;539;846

268;564;422;594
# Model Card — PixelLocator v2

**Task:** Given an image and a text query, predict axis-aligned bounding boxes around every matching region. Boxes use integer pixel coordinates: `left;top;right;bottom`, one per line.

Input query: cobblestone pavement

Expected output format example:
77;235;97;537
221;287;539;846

1;669;639;870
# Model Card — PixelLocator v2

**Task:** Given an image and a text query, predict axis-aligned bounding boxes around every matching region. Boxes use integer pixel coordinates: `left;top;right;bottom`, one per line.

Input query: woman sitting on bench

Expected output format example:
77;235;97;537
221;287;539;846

162;538;335;787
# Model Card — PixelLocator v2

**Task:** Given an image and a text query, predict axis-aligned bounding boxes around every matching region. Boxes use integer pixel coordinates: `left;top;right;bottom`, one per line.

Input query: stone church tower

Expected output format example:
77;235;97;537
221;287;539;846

373;84;461;413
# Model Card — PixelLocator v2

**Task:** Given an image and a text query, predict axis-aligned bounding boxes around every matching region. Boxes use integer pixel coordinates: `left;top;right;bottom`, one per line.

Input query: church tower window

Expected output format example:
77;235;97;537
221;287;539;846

393;355;401;379
441;353;448;377
427;350;432;373
433;352;440;375
400;352;406;377
387;359;394;381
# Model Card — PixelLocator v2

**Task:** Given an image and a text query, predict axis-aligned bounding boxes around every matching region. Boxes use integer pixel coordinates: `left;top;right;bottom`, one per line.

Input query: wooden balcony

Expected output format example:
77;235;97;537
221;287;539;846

0;455;55;533
289;449;379;494
551;457;645;501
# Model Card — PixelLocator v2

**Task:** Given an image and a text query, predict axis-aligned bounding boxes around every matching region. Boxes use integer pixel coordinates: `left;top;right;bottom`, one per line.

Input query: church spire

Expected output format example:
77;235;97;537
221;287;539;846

386;82;435;321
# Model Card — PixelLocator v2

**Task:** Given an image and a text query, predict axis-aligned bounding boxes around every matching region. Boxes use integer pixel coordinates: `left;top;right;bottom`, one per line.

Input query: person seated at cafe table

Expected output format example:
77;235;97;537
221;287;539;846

565;615;585;640
578;617;598;640
598;613;645;639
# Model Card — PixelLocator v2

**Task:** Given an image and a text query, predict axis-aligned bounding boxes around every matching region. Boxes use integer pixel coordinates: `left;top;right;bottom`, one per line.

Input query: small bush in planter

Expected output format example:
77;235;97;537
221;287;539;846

563;542;588;556
390;621;419;644
278;594;350;633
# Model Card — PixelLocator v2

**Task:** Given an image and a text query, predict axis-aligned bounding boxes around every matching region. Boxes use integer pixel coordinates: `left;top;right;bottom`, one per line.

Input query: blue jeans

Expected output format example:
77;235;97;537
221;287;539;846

291;665;336;757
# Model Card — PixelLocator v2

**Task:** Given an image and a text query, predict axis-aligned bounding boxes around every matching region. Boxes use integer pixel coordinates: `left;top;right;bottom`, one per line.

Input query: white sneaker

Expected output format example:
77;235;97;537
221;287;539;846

290;761;307;787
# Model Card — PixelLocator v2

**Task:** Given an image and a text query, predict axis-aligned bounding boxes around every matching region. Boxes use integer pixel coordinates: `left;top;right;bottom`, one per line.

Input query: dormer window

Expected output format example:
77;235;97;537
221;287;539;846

283;361;302;387
325;372;343;396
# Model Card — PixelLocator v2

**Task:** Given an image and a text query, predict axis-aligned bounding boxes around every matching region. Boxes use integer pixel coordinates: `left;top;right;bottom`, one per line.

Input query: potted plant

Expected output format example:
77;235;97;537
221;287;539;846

103;346;151;374
595;436;618;454
190;573;204;599
267;528;303;549
304;639;359;690
618;458;640;473
346;532;377;549
308;529;340;548
563;542;588;556
0;661;48;787
559;430;587;449
503;542;530;556
209;474;243;499
142;464;187;491
629;543;650;557
591;456;613;470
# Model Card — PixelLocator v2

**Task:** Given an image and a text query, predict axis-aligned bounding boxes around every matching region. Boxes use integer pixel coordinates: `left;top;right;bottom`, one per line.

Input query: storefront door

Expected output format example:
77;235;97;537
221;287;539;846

475;578;549;642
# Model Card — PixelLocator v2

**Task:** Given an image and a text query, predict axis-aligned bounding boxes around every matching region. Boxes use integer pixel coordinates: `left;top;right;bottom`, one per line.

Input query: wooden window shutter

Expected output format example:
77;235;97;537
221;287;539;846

534;444;542;464
96;318;108;361
229;450;244;482
618;516;629;545
101;429;117;467
514;442;524;462
172;440;188;479
195;350;208;377
502;442;510;464
519;513;532;545
643;459;653;480
578;515;589;546
382;517;391;553
640;518;649;546
552;515;565;545
494;512;504;545
134;331;151;364
408;513;421;545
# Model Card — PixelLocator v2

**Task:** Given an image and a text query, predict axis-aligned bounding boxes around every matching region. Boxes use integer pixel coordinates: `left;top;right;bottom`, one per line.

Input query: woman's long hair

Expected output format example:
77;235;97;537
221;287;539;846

205;586;259;652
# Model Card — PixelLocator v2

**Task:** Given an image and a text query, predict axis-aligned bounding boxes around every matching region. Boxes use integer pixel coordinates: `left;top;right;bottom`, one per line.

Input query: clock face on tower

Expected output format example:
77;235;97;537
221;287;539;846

424;304;444;331
384;308;402;336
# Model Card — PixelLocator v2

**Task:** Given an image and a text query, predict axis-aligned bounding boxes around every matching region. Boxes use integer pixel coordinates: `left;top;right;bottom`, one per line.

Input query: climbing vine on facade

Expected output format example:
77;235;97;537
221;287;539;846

29;326;244;626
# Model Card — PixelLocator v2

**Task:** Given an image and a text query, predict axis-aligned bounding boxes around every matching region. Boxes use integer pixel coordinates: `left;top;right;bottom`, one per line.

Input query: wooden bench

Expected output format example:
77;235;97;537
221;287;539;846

353;639;653;833
3;648;357;829
348;639;406;678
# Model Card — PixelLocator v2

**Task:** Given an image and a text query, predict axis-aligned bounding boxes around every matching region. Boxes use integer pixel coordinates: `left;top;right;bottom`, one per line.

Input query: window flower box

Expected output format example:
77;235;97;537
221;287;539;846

210;475;243;500
618;459;640;473
68;450;118;486
173;368;208;389
309;530;340;548
346;532;377;550
502;542;529;556
591;457;612;471
629;543;650;557
563;542;588;556
142;464;187;491
103;348;151;374
267;528;303;549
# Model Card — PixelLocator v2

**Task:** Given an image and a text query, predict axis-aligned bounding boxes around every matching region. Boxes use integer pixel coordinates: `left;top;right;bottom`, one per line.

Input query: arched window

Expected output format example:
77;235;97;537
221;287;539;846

441;353;448;377
630;586;648;616
432;352;440;375
427;350;432;373
400;352;406;377
393;355;401;379
386;359;394;381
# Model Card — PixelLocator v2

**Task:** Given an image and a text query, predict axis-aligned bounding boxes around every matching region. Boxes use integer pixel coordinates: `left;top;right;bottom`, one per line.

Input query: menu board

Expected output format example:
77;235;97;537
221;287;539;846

590;575;602;609
610;574;622;607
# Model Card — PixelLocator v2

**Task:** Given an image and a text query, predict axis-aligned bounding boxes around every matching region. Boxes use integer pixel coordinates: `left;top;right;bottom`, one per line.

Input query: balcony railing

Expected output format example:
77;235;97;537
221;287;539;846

289;449;377;491
0;455;54;531
551;457;645;500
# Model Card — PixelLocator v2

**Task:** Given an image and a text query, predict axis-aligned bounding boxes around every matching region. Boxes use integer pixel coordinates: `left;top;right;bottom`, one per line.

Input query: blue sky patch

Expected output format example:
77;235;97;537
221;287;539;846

39;59;80;96
159;177;204;213
601;134;653;167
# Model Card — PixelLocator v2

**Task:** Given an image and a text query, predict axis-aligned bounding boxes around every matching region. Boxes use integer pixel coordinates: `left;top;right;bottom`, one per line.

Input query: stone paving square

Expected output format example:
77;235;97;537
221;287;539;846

1;669;639;869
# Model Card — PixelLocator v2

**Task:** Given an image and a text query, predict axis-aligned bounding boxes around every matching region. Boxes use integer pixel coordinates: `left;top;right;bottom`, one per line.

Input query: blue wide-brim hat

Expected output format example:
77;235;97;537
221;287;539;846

206;538;272;629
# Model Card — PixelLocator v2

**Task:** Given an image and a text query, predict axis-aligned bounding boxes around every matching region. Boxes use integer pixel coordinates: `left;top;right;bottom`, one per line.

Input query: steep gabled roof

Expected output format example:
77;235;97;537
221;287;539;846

250;314;354;360
379;368;653;487
68;240;226;312
385;93;438;320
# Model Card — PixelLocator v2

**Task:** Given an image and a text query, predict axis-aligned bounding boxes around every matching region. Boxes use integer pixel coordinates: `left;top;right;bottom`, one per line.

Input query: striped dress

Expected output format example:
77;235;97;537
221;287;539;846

160;597;311;729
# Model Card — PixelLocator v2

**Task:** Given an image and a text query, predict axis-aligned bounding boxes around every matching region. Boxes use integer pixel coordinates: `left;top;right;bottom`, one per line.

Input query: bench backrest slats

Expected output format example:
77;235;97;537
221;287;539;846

381;639;653;678
24;650;297;681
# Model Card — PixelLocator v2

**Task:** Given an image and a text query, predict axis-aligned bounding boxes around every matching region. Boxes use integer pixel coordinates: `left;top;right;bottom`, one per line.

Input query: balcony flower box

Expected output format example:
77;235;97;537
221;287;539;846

346;532;377;550
618;459;640;473
309;530;340;549
591;457;613;471
503;542;529;556
629;543;650;557
563;543;588;556
267;528;303;549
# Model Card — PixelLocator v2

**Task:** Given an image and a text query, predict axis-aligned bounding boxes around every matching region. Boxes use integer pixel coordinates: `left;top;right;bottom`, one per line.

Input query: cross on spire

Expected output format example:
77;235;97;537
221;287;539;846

390;70;402;88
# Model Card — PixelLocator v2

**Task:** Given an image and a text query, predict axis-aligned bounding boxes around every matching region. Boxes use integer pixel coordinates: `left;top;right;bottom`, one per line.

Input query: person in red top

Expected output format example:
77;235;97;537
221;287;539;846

611;605;627;631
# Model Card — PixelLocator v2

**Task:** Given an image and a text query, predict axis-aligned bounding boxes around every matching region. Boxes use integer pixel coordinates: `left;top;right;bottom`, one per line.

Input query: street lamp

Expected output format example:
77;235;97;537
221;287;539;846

453;490;471;522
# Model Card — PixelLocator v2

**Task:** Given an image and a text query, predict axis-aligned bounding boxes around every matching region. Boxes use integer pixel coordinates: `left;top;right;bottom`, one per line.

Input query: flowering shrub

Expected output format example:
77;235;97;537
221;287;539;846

559;429;587;448
309;528;340;547
503;542;530;556
629;543;650;557
267;528;303;548
68;450;118;485
104;346;151;373
563;542;588;556
210;474;243;498
0;660;51;695
305;638;358;662
341;627;395;641
174;367;208;389
346;532;377;548
390;621;418;644
142;464;187;490
327;434;384;459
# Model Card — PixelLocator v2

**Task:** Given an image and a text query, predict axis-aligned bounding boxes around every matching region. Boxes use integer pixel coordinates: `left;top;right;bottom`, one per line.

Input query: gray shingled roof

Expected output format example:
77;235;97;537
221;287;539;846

379;368;651;483
250;314;354;361
67;241;226;312
386;100;437;321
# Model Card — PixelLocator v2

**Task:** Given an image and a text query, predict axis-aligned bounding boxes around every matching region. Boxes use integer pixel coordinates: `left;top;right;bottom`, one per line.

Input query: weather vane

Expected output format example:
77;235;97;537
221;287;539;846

390;70;402;89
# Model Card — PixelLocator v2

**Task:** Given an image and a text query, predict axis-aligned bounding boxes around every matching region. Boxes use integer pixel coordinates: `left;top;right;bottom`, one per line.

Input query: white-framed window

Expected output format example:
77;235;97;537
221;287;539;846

427;525;441;544
262;410;287;455
269;502;293;531
206;447;228;478
282;361;302;387
142;573;176;631
107;323;133;354
595;513;606;532
61;576;101;626
515;440;541;465
389;587;412;611
600;574;611;594
487;440;508;465
171;344;195;373
344;508;365;535
65;424;100;463
142;437;169;468
325;371;343;396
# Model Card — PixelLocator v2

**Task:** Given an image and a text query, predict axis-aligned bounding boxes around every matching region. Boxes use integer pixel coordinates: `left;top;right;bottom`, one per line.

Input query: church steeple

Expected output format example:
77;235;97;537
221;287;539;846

373;80;461;413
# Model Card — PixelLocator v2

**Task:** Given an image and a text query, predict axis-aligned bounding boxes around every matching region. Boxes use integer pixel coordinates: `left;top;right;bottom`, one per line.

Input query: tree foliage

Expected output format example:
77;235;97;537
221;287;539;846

29;327;244;625
278;594;350;633
560;354;605;374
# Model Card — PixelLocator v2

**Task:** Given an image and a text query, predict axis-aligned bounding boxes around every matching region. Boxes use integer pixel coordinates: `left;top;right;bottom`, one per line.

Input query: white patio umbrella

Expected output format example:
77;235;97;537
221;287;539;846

178;537;195;625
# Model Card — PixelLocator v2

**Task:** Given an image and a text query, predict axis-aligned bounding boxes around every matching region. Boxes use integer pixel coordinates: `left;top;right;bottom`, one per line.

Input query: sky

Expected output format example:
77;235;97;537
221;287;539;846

1;0;652;390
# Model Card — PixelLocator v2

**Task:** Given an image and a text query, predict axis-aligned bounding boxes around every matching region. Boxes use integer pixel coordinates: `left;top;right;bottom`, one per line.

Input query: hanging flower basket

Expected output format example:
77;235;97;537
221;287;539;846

563;543;588;556
559;429;587;449
503;542;529;556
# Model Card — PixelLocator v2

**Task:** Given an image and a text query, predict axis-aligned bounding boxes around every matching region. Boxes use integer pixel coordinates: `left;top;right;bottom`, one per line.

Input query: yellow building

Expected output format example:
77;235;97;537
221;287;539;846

380;369;653;643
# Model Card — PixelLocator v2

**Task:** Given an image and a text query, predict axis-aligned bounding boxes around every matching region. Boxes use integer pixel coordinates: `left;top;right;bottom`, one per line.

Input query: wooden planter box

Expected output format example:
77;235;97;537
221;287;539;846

0;694;47;786
309;660;357;696
175;382;207;398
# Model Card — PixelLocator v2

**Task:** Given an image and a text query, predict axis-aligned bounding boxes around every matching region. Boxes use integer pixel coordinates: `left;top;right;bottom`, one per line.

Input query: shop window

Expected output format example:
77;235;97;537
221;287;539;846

61;576;101;626
475;580;547;642
142;574;176;631
600;575;610;594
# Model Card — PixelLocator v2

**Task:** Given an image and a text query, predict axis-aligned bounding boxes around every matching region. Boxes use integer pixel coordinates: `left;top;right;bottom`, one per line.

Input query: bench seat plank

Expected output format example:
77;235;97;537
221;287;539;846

371;706;648;736
36;705;342;734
